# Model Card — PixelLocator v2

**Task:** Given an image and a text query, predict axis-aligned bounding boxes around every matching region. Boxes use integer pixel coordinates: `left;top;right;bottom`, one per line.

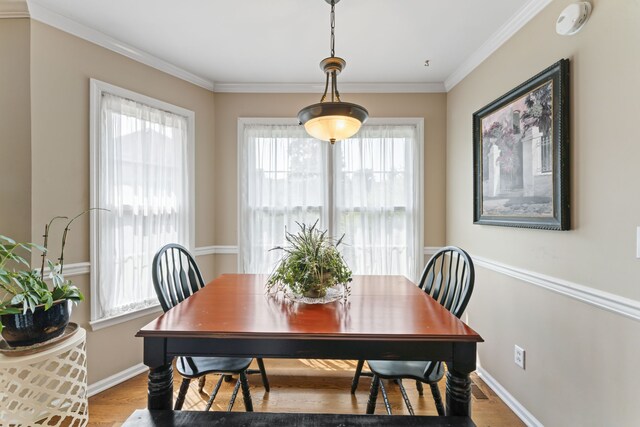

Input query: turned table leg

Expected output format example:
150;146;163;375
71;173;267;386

445;342;476;416
144;337;173;410
148;364;173;410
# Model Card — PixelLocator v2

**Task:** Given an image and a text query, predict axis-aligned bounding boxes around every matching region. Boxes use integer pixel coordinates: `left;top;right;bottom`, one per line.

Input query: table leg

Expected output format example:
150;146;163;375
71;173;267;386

148;364;173;409
144;337;173;410
445;342;476;416
445;368;471;416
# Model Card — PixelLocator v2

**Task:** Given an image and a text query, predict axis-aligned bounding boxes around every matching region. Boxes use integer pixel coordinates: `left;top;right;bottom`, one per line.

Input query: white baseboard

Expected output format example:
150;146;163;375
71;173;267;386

87;363;148;397
476;366;543;427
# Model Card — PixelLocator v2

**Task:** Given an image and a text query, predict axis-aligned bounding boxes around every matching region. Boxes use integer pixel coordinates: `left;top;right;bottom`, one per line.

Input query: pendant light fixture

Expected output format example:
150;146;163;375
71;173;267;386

298;0;368;144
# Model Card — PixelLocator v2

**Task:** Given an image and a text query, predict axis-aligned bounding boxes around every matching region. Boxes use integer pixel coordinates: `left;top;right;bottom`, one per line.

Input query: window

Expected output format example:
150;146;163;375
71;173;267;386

90;79;194;329
238;118;423;281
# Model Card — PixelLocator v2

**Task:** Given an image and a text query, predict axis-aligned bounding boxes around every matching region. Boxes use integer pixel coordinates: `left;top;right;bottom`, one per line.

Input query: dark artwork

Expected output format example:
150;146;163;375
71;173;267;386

473;59;570;230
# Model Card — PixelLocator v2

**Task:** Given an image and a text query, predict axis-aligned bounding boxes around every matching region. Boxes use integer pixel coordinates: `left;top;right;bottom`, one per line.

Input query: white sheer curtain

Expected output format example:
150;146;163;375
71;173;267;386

96;93;190;319
334;125;421;281
239;124;329;274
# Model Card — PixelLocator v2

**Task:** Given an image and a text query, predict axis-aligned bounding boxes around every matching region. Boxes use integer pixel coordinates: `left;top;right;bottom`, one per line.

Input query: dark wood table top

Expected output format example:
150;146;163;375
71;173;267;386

137;274;482;343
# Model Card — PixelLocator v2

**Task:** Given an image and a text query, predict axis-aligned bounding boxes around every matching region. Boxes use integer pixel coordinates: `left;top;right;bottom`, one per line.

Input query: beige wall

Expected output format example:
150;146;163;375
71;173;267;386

11;3;635;423
211;92;447;276
446;1;640;425
28;21;216;384
12;20;446;386
0;19;31;243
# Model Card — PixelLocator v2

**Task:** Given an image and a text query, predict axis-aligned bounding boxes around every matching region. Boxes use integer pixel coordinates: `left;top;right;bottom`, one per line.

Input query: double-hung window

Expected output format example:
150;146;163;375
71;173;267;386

90;79;194;329
239;119;423;281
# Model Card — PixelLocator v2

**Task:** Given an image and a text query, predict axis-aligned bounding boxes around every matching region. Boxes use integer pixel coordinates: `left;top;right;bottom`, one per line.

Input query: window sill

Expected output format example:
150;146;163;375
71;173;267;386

89;304;163;331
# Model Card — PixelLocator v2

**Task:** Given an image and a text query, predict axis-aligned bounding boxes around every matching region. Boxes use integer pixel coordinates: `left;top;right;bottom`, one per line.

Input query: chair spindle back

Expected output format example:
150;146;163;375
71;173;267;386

418;246;475;319
152;243;205;312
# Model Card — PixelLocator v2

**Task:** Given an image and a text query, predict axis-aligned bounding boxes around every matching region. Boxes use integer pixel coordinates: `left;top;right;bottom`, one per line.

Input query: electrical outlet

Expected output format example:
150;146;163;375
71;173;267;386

514;345;525;369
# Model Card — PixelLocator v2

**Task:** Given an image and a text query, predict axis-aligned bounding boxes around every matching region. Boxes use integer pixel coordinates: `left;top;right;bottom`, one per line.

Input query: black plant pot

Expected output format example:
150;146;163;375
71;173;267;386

1;299;71;347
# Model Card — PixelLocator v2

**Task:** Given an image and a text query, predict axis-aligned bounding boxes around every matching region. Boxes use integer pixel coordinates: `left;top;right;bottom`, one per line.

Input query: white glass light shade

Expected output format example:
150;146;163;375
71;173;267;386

298;101;369;144
304;115;362;142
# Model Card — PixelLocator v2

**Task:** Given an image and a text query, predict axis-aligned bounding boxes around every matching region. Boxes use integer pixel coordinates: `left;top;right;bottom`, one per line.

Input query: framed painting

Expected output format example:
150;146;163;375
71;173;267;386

473;59;570;230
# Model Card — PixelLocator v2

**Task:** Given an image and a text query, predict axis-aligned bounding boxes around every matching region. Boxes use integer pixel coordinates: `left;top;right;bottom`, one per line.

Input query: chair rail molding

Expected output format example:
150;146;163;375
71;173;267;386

193;245;239;256
426;246;640;322
473;255;640;322
37;261;91;278
53;248;640;322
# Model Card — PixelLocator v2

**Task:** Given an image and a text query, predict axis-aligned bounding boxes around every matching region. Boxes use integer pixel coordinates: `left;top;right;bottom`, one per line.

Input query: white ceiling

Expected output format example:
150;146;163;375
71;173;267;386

26;0;538;90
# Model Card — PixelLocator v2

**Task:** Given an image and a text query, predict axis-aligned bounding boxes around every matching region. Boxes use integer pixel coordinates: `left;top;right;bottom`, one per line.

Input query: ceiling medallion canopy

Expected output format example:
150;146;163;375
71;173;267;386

298;0;368;144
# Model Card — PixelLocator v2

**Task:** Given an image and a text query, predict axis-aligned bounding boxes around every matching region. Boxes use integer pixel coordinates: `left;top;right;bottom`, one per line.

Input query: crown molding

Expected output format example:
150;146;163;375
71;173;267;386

26;1;214;91
444;0;553;91
213;82;446;94
22;0;550;94
0;0;29;18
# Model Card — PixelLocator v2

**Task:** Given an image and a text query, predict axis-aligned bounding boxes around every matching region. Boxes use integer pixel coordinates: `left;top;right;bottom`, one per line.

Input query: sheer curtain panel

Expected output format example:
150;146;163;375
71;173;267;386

239;123;329;274
91;87;192;323
238;120;422;281
334;125;421;281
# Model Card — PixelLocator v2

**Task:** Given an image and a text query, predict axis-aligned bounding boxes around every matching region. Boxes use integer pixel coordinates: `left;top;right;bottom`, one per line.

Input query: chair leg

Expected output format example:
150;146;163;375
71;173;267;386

239;371;254;412
416;380;424;396
398;379;415;415
227;378;242;411
198;376;207;393
366;375;380;414
379;379;392;415
351;360;365;394
430;383;445;416
256;358;270;392
174;378;191;410
204;375;225;412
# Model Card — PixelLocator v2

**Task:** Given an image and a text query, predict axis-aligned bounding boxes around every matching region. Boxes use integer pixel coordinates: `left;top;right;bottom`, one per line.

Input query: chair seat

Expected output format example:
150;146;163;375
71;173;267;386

367;360;444;384
176;356;253;378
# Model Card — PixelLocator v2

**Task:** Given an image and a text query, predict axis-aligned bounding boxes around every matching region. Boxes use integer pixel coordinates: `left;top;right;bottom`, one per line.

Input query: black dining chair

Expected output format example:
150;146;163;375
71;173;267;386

152;243;270;411
352;246;475;416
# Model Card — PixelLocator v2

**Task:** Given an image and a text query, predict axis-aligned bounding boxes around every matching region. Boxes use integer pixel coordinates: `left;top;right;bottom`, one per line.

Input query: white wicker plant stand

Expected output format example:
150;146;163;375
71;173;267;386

0;327;88;426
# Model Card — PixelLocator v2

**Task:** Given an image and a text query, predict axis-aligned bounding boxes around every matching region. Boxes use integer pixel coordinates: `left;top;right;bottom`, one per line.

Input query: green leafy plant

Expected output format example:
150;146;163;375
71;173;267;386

0;212;92;333
266;220;352;299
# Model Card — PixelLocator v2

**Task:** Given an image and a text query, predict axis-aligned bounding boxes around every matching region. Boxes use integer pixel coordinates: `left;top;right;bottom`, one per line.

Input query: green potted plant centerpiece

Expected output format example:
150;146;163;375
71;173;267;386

267;221;352;302
0;212;89;347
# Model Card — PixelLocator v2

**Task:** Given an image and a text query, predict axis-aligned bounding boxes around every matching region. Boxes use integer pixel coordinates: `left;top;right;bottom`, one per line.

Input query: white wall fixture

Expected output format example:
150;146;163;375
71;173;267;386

556;2;592;36
514;345;526;369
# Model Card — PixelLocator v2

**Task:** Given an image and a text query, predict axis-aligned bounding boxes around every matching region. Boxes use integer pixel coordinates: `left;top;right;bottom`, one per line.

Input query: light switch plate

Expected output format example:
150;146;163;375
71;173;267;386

637;227;640;258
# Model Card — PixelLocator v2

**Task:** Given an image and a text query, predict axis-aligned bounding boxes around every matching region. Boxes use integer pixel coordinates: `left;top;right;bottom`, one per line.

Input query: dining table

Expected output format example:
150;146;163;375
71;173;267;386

136;274;483;417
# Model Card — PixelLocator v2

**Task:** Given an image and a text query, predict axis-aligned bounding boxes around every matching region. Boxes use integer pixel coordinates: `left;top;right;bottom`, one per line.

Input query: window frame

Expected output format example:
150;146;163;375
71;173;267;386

89;78;195;330
237;117;424;279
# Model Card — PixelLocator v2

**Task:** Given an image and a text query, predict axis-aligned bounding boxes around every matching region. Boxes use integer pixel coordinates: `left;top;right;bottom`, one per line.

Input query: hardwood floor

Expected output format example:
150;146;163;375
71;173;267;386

88;359;524;426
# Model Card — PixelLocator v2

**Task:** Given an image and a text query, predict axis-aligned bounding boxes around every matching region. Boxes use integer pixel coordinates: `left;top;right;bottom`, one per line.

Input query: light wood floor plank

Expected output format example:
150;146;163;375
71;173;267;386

88;359;524;426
